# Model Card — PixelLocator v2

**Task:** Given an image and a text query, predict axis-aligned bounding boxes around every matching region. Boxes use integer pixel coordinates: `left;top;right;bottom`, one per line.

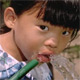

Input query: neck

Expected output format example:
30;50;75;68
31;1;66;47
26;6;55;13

0;30;26;61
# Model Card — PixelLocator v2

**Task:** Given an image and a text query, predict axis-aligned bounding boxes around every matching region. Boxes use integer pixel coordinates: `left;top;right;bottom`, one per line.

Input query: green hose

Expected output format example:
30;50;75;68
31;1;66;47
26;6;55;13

9;59;39;80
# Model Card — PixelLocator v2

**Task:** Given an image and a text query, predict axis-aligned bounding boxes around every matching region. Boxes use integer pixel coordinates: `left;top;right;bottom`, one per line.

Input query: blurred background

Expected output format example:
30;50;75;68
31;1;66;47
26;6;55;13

0;0;80;80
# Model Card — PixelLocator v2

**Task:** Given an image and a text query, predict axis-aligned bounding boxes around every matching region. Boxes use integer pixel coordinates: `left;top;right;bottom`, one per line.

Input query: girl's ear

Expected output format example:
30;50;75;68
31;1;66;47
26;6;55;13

4;7;17;29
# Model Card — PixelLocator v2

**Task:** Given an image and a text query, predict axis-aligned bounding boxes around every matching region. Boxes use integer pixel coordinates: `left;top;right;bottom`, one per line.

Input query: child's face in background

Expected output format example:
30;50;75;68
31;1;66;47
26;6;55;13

6;8;73;63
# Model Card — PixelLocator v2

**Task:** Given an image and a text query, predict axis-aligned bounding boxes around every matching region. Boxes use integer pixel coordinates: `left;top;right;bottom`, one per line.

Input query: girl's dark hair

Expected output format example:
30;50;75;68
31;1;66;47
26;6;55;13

0;0;80;41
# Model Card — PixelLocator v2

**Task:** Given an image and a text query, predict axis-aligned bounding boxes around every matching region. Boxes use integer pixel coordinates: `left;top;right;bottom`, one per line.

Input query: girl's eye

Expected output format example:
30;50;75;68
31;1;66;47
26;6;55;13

62;31;70;36
39;25;49;31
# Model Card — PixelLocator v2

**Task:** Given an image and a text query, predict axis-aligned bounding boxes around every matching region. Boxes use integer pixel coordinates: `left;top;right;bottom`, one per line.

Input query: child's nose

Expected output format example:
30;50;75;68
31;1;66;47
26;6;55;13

44;37;59;49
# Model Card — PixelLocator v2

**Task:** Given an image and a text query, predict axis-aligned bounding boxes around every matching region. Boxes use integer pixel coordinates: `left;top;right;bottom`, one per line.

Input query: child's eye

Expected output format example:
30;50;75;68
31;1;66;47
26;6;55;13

62;31;70;36
39;25;49;31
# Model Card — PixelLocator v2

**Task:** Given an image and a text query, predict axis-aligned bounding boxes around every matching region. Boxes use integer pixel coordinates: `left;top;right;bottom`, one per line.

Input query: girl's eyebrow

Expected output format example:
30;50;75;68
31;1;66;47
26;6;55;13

37;19;46;24
37;18;44;22
37;18;51;25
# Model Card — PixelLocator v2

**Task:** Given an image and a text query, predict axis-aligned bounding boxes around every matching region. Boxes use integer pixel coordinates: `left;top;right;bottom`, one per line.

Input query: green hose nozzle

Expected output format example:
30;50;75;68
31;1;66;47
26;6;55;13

9;59;39;80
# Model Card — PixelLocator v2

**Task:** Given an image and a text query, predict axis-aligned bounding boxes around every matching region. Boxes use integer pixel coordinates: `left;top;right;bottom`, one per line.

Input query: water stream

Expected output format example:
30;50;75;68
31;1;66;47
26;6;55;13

50;55;80;80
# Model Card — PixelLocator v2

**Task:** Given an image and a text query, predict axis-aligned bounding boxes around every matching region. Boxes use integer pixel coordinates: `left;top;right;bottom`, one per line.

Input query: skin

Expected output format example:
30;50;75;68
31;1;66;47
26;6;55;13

0;7;73;63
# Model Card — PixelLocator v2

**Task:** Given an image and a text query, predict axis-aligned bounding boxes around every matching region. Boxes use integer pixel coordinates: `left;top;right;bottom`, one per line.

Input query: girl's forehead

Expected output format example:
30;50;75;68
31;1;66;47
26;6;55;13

17;0;79;30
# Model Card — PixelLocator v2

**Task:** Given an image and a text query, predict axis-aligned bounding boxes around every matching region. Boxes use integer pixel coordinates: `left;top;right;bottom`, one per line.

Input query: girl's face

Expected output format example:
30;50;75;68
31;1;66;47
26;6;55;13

12;10;73;63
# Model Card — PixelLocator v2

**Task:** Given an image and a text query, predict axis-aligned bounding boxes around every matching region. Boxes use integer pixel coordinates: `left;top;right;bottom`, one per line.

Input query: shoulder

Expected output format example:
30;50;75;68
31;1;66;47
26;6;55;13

0;48;8;71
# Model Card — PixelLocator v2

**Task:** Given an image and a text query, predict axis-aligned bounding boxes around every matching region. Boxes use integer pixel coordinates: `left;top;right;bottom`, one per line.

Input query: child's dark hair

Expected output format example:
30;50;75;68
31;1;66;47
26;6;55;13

0;0;80;41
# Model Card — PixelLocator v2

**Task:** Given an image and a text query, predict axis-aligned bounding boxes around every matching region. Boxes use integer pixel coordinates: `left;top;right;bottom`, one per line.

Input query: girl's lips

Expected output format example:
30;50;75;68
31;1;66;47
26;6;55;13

37;51;54;63
37;54;50;62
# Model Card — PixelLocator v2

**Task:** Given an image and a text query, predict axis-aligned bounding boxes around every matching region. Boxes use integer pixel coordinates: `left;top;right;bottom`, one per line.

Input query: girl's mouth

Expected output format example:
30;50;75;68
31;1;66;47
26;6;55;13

37;54;51;63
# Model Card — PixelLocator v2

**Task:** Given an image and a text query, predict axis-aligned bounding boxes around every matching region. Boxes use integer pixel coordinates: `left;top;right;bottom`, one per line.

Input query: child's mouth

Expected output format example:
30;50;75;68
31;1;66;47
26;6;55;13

37;54;51;63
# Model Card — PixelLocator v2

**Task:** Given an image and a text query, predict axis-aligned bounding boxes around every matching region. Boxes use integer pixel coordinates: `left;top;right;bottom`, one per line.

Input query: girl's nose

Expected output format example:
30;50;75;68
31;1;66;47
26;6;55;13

44;37;59;49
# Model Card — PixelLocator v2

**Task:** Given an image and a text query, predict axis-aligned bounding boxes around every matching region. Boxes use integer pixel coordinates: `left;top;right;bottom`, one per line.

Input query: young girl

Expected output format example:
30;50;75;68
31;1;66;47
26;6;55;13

0;0;79;80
